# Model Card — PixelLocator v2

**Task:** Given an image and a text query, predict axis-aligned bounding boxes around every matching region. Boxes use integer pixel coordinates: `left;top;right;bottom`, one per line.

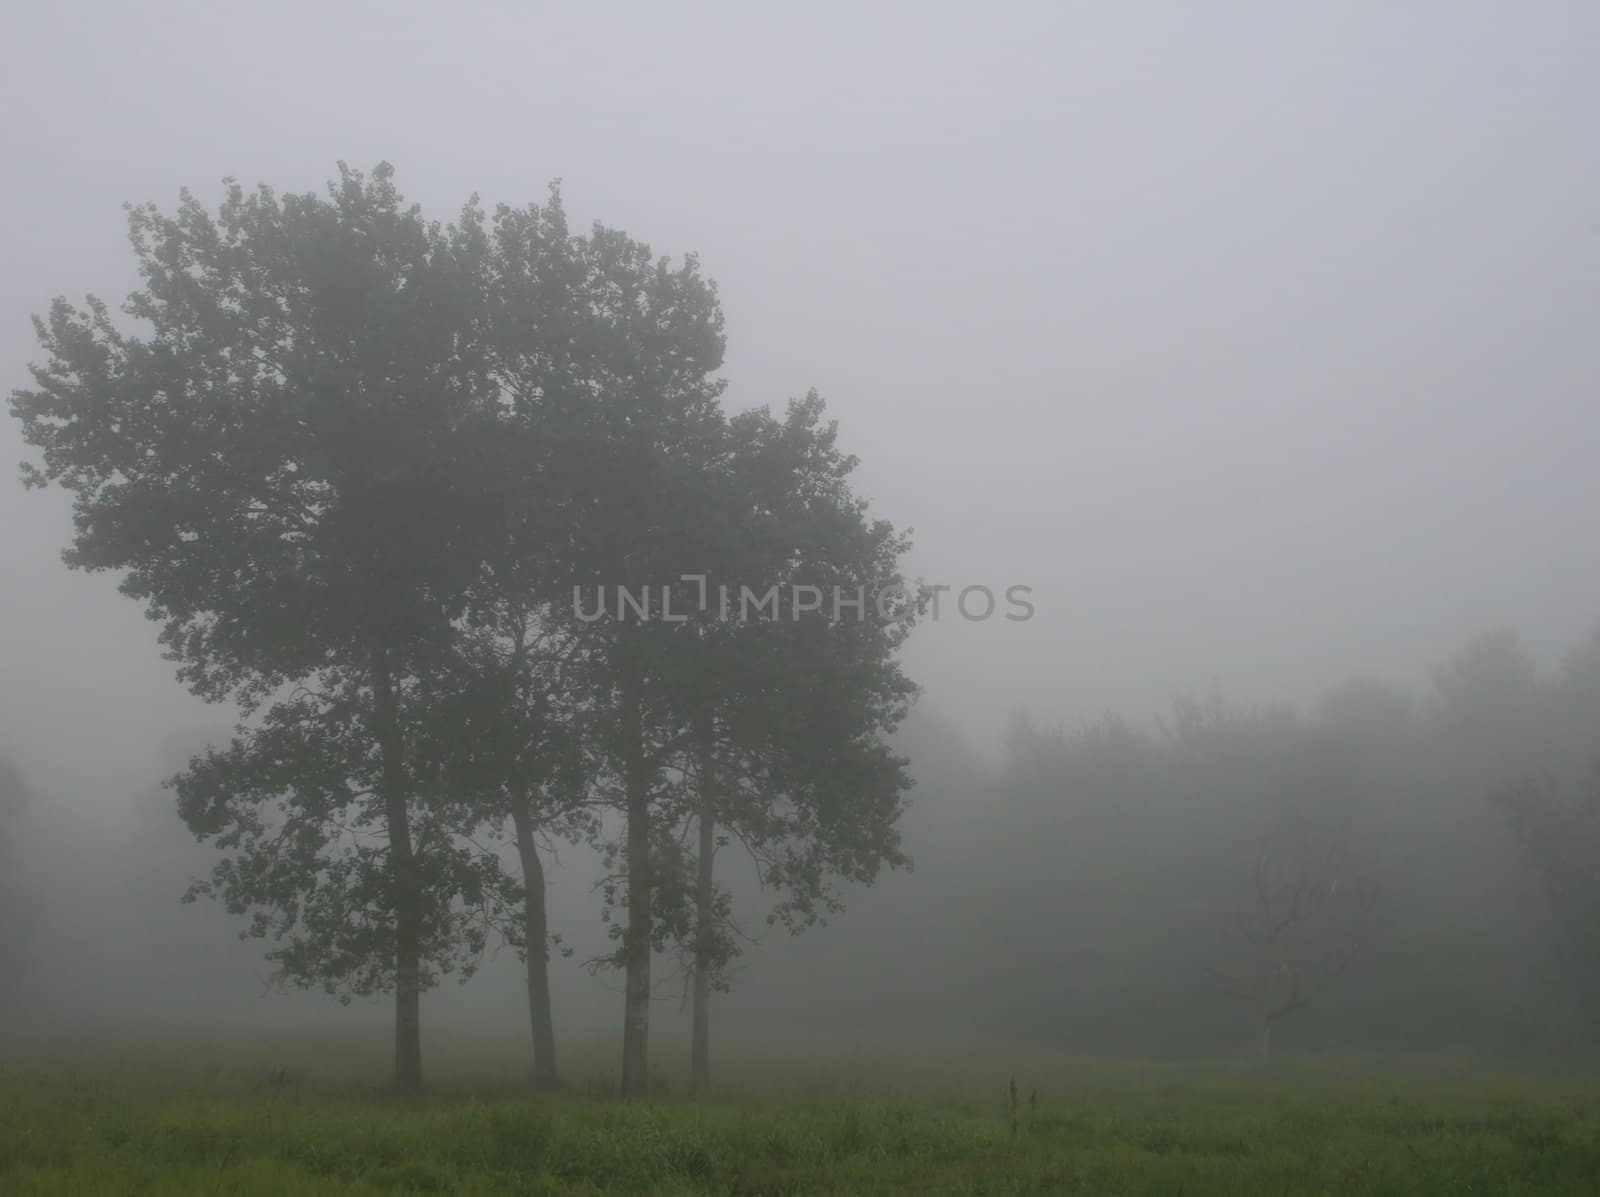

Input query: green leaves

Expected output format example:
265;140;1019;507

14;163;507;706
12;164;522;1033
11;161;920;1086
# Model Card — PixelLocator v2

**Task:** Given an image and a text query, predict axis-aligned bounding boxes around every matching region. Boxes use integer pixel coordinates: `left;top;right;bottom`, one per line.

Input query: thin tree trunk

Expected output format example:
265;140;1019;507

372;644;423;1093
619;660;652;1098
1258;1019;1273;1063
691;710;716;1095
509;791;558;1090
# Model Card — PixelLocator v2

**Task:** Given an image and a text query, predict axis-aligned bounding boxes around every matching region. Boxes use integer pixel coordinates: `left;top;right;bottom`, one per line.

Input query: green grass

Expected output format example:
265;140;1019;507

3;1034;1599;1194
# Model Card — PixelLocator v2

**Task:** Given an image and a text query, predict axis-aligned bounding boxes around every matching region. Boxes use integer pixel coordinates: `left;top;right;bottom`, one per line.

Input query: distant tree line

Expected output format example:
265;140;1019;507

8;164;919;1094
740;625;1600;1061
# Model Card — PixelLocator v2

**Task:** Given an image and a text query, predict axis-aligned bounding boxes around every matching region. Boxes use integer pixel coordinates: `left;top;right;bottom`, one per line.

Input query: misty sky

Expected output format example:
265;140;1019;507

3;2;1598;802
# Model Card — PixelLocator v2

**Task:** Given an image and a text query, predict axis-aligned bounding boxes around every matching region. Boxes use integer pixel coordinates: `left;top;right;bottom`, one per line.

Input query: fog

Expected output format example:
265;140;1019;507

3;3;1599;1067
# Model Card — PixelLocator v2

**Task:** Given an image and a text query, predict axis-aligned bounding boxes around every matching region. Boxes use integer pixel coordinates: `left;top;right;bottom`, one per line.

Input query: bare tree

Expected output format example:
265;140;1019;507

1495;761;1600;1029
1209;823;1379;1061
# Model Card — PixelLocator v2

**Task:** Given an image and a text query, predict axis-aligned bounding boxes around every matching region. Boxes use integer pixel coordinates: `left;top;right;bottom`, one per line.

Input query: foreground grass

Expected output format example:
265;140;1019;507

3;1042;1599;1194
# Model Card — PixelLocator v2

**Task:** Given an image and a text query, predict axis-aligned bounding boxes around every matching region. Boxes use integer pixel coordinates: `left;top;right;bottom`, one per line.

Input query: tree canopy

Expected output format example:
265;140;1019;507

10;163;920;1093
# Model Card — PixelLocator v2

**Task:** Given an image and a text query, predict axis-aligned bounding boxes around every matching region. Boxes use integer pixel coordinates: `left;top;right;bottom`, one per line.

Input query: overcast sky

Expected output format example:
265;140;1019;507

3;2;1598;800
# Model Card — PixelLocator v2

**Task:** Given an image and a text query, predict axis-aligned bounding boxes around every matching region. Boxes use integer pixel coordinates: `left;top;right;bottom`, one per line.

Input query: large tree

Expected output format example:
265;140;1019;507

667;393;921;1093
421;566;595;1090
10;163;513;1090
480;188;729;1097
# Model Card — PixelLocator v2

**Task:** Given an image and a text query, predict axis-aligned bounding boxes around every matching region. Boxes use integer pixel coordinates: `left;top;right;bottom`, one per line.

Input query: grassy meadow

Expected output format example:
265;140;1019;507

2;1030;1598;1194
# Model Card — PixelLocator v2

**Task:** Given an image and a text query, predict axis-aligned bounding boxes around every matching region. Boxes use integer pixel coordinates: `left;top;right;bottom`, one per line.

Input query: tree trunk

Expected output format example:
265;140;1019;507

1257;1019;1273;1063
619;660;653;1098
372;644;423;1093
510;791;558;1090
691;710;716;1096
